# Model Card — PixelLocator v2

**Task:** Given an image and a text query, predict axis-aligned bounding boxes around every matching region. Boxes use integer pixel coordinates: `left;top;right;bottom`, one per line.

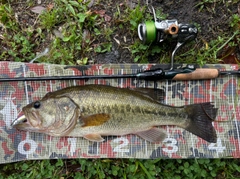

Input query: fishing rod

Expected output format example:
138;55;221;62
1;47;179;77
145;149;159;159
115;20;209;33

0;66;239;82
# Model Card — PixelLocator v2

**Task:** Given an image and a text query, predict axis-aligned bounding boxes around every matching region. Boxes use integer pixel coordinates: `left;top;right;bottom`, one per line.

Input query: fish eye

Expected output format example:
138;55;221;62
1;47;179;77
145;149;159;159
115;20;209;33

33;101;41;109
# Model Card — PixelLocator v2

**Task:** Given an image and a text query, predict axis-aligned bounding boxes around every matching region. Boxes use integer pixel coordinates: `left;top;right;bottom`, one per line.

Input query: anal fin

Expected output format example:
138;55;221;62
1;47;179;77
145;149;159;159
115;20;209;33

134;128;167;143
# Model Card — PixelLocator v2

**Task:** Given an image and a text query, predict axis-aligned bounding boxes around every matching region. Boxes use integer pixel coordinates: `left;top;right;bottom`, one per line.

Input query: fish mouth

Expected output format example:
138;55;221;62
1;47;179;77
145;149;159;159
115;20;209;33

10;115;35;131
11;110;41;130
11;115;28;127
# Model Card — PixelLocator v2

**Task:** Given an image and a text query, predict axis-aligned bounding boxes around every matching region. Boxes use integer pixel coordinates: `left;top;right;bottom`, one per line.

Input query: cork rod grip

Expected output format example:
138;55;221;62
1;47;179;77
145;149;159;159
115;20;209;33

172;68;220;80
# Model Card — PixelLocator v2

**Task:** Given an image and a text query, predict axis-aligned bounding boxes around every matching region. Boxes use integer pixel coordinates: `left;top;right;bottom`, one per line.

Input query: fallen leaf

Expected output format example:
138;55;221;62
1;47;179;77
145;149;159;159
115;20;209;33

82;29;91;47
83;29;91;40
93;10;111;22
104;14;111;22
85;10;93;16
47;4;54;11
86;0;95;7
221;54;238;64
53;29;63;39
123;36;126;43
202;39;209;50
114;36;120;45
30;6;46;14
94;10;106;17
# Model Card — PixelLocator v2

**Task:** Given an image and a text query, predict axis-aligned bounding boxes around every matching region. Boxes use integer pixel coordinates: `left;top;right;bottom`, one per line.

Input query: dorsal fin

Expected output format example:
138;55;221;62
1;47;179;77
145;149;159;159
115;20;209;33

129;88;165;103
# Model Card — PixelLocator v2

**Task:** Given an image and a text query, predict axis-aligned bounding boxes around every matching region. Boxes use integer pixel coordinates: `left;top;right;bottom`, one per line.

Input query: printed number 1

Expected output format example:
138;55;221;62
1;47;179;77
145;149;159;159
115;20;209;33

68;138;77;156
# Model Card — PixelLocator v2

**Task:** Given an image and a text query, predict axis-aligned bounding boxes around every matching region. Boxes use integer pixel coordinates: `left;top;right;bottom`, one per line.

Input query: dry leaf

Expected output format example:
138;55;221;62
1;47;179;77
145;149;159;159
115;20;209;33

104;14;111;22
47;4;54;11
87;0;95;7
53;29;63;39
82;29;91;47
94;10;106;17
123;36;127;43
114;36;120;45
93;10;111;22
83;29;91;41
30;6;46;14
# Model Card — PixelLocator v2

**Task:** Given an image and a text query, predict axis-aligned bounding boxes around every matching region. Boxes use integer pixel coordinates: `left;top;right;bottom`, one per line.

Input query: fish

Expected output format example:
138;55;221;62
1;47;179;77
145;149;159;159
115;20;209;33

11;85;218;143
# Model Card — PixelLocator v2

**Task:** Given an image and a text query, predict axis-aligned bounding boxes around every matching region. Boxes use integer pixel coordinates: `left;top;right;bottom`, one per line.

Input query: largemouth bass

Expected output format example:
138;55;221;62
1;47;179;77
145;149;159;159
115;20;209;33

11;85;218;143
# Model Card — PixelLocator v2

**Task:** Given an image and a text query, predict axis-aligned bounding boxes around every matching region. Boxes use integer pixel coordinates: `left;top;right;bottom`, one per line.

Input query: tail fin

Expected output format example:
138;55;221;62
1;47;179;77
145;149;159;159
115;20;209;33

183;102;218;143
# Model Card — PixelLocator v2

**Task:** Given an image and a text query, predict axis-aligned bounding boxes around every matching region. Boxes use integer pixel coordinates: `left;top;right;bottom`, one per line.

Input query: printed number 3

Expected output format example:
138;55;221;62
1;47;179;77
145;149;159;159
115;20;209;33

162;138;178;153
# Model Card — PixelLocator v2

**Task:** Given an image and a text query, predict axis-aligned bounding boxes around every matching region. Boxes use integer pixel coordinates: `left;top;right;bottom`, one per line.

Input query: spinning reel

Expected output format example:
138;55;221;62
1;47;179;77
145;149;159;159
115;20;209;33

138;7;198;69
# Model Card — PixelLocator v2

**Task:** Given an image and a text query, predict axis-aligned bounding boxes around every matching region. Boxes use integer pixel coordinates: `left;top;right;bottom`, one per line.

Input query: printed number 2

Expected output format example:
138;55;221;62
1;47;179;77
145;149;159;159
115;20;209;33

162;138;178;154
112;137;129;152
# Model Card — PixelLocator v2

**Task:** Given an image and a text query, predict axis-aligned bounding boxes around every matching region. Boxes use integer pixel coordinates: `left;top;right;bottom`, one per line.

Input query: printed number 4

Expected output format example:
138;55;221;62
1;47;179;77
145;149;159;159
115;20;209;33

208;138;226;153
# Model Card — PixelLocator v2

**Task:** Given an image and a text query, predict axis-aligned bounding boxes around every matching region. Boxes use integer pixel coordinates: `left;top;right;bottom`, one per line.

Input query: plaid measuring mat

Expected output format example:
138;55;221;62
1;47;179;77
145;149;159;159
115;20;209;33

0;62;239;163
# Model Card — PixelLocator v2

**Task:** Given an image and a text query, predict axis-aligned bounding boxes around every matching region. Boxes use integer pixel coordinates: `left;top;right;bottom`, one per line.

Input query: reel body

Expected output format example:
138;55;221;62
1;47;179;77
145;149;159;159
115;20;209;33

137;7;198;69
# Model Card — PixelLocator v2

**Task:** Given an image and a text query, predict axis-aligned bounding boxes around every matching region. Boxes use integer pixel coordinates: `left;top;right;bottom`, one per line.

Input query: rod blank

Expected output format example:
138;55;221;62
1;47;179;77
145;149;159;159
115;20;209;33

0;68;239;82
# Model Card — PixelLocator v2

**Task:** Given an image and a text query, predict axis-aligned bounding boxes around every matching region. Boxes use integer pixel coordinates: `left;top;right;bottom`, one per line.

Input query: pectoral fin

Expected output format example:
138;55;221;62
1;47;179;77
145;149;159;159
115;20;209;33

134;128;167;143
83;134;105;142
80;113;110;127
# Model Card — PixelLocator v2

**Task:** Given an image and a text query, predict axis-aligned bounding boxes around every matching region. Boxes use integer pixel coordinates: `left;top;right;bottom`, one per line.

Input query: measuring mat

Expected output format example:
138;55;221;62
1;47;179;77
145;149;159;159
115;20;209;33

0;62;239;163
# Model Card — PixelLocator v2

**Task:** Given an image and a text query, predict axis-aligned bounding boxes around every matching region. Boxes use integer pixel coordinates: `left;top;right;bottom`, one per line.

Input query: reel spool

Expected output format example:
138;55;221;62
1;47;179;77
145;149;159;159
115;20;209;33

138;6;179;43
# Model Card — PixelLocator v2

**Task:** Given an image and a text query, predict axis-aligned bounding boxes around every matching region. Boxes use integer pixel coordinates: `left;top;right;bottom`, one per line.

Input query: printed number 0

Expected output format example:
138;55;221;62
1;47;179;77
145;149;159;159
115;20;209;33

18;139;37;155
113;137;129;152
162;138;178;153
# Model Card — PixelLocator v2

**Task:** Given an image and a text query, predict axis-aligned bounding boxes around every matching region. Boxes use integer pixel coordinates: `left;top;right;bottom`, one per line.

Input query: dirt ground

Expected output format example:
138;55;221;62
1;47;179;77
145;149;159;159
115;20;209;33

2;0;240;64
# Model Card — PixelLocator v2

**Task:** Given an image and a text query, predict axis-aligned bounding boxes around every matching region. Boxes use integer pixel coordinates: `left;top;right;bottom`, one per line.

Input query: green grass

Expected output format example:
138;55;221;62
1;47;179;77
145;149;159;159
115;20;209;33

0;159;236;178
1;0;240;178
1;0;240;64
0;158;240;178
